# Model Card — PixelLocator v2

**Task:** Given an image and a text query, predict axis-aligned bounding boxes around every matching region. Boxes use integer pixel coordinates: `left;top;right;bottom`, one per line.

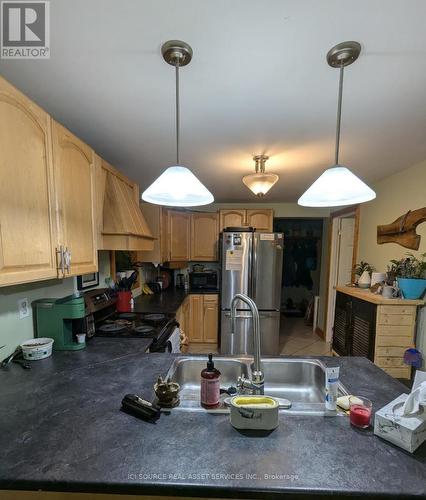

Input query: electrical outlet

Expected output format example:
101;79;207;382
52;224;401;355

18;298;30;319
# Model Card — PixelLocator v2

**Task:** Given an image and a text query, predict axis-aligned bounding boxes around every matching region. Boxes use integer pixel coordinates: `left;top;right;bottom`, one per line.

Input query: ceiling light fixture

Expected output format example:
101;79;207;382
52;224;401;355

242;155;279;197
298;41;376;207
142;40;214;207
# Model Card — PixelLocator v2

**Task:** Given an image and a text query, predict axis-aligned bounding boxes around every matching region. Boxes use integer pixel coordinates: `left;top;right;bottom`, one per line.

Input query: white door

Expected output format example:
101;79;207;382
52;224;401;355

336;217;355;285
326;215;356;342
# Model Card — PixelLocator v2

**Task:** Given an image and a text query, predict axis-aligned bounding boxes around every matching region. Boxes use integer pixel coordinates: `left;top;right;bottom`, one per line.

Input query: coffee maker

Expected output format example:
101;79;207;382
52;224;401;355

33;294;86;350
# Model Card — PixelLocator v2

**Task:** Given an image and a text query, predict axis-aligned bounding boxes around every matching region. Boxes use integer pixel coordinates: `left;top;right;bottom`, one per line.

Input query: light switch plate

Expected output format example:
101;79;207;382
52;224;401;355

18;298;30;319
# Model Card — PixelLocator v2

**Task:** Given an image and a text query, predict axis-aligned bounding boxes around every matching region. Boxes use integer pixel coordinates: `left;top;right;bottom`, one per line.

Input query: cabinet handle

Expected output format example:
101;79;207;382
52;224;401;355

56;245;65;277
64;247;71;274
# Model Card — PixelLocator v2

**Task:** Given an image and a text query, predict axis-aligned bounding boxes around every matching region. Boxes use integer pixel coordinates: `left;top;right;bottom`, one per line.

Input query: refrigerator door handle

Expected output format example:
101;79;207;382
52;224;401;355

251;235;257;300
223;313;251;319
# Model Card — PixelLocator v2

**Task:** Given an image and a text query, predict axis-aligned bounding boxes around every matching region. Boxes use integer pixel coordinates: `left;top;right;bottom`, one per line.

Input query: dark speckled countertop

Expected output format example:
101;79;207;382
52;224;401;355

0;340;425;498
133;288;219;314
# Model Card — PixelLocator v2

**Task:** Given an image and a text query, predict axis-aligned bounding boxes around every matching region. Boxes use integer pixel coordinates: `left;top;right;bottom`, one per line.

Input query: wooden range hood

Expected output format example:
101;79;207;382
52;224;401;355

97;159;155;251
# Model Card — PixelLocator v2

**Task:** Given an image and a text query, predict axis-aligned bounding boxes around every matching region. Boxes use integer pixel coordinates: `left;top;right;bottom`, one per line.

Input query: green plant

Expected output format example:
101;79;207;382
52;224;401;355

353;261;375;276
387;253;426;279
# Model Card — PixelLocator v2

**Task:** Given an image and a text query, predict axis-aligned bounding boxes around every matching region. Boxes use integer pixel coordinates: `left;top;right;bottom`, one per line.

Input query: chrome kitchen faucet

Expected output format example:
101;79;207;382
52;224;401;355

230;293;264;395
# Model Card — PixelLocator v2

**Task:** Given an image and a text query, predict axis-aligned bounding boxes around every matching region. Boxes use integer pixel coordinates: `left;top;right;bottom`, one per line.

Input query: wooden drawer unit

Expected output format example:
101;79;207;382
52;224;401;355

377;313;414;327
333;290;422;379
375;346;411;357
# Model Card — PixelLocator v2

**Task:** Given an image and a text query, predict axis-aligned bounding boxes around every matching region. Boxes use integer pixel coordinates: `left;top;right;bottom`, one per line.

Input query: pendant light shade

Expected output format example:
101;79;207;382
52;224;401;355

298;41;375;208
141;40;214;207
298;165;376;207
242;155;279;197
142;166;214;206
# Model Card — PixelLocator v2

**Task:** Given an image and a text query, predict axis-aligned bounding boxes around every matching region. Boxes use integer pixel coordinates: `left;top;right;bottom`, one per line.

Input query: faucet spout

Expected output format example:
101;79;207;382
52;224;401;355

231;293;264;395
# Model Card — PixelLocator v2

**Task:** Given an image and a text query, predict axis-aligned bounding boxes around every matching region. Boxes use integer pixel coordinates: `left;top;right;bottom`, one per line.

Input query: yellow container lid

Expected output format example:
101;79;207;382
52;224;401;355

231;396;278;409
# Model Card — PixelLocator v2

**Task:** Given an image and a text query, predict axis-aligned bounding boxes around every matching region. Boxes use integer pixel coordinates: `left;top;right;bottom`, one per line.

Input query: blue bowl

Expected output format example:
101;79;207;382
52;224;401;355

397;278;426;300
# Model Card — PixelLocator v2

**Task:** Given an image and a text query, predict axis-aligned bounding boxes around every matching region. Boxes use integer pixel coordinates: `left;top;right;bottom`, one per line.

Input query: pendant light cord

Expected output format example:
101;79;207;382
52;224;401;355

175;59;180;165
334;63;344;165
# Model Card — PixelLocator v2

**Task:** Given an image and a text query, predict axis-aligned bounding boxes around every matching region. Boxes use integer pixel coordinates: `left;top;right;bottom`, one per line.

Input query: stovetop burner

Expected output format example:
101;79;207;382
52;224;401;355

134;325;155;335
98;323;127;333
144;313;166;323
118;313;138;320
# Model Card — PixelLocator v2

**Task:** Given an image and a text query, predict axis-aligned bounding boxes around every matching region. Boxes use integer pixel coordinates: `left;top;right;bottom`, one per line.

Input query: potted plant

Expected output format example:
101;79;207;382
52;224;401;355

387;253;426;299
353;261;375;288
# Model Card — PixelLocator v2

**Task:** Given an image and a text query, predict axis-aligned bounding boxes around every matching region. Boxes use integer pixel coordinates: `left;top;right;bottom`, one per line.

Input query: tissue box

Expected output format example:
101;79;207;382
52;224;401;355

374;394;426;453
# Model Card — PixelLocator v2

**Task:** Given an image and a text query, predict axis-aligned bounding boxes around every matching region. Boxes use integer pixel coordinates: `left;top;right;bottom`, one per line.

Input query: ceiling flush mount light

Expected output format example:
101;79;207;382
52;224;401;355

142;40;214;207
298;41;376;207
242;155;279;197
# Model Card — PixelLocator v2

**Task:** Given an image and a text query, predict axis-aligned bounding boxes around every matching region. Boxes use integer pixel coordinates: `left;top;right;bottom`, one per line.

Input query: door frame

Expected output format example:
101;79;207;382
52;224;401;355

324;205;360;342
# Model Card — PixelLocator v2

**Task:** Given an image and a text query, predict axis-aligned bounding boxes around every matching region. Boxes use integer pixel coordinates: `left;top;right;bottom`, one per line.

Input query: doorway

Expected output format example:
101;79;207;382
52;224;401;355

274;218;329;355
325;206;360;343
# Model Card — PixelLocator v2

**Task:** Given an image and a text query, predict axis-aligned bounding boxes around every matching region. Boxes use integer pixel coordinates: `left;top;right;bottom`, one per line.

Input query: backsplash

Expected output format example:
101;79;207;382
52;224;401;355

0;251;112;357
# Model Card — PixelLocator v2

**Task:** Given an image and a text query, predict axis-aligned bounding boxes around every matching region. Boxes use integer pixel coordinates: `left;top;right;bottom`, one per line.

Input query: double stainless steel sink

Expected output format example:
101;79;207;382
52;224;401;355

162;356;348;416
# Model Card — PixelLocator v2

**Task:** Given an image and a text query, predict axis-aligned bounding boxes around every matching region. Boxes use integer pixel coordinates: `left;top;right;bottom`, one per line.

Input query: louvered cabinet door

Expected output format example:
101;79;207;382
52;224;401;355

350;298;376;360
332;292;351;355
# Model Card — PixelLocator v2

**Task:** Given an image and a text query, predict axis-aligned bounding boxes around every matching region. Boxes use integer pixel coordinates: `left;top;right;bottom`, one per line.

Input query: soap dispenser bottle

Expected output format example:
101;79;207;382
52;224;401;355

200;353;221;408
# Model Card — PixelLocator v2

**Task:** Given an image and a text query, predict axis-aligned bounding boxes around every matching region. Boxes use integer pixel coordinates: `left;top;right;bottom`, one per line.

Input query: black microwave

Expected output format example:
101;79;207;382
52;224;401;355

189;271;218;291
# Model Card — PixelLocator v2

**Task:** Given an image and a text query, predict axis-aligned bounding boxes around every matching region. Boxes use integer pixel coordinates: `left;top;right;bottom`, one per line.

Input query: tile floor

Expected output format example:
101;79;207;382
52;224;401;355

187;316;330;356
279;316;331;356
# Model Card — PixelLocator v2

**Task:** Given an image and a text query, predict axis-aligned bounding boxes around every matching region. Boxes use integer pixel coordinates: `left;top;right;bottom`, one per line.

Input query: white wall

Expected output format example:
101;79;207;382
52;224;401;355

357;159;426;271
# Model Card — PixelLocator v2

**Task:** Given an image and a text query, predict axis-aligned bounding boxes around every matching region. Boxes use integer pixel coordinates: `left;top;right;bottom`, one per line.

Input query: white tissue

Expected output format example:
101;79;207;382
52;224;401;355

402;371;426;416
169;328;181;353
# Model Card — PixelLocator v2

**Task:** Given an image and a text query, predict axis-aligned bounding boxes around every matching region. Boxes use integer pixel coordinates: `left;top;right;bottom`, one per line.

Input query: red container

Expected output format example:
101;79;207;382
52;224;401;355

350;403;372;429
117;291;132;312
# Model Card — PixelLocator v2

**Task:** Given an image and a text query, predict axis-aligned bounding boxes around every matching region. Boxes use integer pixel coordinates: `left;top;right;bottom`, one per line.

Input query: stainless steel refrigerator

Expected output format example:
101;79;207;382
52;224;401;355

220;230;283;355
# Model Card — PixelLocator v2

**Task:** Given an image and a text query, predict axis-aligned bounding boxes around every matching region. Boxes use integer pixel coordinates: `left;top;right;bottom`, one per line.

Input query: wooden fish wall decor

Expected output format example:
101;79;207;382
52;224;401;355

377;207;426;250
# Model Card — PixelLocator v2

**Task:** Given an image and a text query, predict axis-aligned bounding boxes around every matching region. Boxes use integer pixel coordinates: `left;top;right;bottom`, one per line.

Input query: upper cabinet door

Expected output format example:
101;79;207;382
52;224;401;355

219;209;246;232
168;210;190;261
0;77;58;286
191;212;219;261
246;209;273;231
52;121;97;276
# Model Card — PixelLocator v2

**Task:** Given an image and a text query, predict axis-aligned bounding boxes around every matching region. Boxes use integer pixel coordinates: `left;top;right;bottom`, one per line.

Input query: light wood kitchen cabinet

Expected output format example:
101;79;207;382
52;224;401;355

0;76;58;286
202;294;219;343
188;293;219;344
167;210;191;261
190;212;219;261
219;209;273;232
52;121;97;276
219;209;246;231
139;207;219;264
189;294;204;342
246;209;273;231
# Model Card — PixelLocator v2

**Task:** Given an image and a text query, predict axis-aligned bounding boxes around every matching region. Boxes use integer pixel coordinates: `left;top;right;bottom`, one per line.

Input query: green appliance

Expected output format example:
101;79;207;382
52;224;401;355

33;294;86;351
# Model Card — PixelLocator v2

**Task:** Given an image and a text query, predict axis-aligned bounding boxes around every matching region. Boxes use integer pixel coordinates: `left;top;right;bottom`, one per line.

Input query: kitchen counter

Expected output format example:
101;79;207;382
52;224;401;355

133;288;219;314
336;285;425;305
0;345;425;499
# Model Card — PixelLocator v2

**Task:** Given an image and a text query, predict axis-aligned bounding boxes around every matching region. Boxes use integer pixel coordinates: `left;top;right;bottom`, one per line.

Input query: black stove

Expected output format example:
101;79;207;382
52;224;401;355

96;312;174;340
84;289;179;352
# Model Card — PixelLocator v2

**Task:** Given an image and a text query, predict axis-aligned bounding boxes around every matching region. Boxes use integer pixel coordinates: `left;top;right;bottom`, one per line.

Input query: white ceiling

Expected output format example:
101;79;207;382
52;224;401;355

2;0;426;203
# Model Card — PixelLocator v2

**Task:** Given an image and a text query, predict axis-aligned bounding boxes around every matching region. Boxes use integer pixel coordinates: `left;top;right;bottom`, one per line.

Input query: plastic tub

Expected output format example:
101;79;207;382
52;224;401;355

230;395;279;430
20;338;54;360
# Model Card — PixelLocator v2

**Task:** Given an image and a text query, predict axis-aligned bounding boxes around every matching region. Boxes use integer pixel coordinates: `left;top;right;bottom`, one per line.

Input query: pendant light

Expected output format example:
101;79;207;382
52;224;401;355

242;155;279;196
298;41;376;207
142;40;214;207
